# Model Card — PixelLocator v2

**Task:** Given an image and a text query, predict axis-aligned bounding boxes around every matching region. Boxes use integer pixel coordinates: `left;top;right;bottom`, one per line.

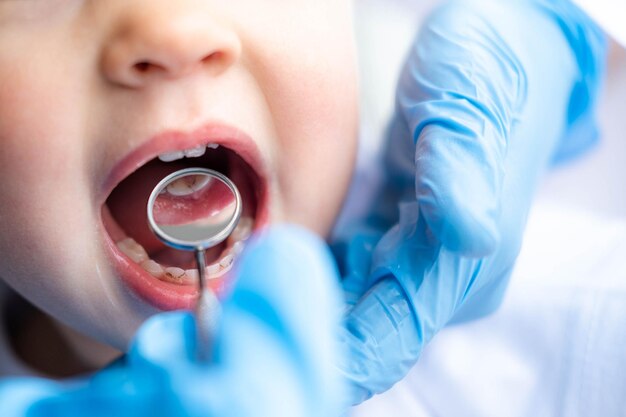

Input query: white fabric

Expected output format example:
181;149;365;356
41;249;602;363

573;0;626;47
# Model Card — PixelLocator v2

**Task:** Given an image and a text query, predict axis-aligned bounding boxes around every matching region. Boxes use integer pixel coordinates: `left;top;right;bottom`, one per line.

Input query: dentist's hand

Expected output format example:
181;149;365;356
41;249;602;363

1;226;345;417
338;0;606;404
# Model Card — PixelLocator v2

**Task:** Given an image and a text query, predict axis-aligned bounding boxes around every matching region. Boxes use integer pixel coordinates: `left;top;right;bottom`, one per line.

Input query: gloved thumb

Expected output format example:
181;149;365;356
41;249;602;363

390;2;528;256
213;225;347;416
131;225;346;417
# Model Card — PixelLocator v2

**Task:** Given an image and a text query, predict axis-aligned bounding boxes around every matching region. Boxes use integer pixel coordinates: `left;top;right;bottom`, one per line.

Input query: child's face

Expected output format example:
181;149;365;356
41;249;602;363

0;1;358;349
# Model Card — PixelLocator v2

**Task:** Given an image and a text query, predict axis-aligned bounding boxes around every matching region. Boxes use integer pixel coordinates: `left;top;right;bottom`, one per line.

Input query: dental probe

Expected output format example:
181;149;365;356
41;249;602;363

147;167;242;362
194;248;221;362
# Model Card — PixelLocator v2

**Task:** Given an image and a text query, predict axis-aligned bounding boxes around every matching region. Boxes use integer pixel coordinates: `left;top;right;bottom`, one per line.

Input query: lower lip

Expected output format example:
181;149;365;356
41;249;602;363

100;207;232;311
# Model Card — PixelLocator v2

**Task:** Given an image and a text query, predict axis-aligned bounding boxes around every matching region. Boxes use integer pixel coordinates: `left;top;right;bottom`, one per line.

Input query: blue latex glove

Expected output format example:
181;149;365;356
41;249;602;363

337;0;607;404
0;226;345;417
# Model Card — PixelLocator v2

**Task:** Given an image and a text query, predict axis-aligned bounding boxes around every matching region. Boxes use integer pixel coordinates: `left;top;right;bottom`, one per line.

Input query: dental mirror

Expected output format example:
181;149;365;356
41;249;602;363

147;167;242;362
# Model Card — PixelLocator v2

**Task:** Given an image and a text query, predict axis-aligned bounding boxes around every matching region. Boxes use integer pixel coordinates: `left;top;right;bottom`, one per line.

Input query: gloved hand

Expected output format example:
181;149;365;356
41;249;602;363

337;0;606;404
0;226;345;417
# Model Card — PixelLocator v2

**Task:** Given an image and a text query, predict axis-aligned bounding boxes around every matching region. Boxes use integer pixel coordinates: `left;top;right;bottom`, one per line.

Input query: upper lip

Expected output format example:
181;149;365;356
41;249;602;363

98;122;268;205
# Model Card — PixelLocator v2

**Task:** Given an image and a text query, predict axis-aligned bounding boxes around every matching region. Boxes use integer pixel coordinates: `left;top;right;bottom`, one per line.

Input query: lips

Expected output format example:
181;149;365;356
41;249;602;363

99;123;269;311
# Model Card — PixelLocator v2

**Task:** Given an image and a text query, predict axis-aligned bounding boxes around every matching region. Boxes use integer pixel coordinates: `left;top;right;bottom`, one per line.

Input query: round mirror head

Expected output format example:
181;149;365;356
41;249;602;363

147;168;242;251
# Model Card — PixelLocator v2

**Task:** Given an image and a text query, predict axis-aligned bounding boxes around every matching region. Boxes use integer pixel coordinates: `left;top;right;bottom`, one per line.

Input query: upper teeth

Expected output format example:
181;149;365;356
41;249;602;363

183;145;206;158
158;143;220;162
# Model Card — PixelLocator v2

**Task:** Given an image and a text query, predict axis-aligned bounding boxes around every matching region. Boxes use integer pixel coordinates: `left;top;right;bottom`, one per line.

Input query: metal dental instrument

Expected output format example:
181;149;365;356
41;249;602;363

147;167;242;362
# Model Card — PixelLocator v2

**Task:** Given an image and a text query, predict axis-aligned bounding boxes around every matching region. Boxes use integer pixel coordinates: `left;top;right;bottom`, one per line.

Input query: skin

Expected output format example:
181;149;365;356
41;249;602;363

0;0;358;369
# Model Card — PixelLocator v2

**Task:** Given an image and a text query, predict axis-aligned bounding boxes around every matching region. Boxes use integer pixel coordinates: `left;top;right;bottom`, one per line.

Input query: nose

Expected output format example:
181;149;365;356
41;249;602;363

101;5;241;88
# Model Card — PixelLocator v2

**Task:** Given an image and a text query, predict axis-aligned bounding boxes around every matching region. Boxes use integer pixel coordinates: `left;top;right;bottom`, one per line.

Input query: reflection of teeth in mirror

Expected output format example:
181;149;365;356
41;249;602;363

165;179;195;196
165;175;212;196
140;259;164;278
190;174;211;190
117;238;149;263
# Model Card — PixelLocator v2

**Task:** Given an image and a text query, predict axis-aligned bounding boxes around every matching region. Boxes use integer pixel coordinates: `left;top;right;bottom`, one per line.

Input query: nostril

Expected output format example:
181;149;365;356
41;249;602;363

201;51;223;64
132;61;166;74
134;61;151;72
106;39;239;86
201;51;235;76
131;54;223;78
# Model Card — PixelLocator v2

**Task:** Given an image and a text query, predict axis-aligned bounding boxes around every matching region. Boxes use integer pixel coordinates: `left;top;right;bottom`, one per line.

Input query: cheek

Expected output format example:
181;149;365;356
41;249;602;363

0;23;99;186
0;62;89;254
0;39;89;184
0;21;100;208
0;45;121;339
0;69;88;307
276;72;358;235
258;27;359;234
0;94;144;349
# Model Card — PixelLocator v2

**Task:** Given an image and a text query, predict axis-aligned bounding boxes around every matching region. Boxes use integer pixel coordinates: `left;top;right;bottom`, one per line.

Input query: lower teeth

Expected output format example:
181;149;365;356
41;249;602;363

164;267;186;282
140;259;164;278
115;217;253;286
117;238;149;263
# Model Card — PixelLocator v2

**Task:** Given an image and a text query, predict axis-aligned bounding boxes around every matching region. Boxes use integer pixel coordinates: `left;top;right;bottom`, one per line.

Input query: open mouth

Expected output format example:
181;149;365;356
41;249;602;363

99;125;268;311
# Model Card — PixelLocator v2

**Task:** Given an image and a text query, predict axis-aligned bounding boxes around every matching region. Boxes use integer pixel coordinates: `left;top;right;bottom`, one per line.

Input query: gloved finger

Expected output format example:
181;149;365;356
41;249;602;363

207;225;346;416
393;1;528;256
130;311;196;368
135;225;346;417
338;276;419;405
333;229;384;311
338;202;484;404
0;379;65;417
